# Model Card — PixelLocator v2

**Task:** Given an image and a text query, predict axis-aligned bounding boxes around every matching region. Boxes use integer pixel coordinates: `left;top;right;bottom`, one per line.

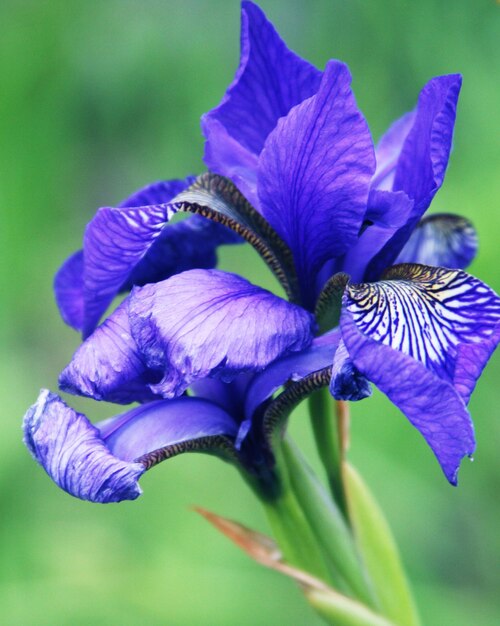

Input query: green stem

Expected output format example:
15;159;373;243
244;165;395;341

308;388;347;514
242;449;332;584
282;436;378;609
260;487;330;582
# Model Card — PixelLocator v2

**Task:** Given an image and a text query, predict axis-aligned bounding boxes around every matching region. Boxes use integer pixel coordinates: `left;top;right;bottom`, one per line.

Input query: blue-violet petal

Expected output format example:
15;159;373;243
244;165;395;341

202;1;322;208
129;268;315;398
23;390;144;503
395;213;478;270
258;60;375;307
59;300;158;404
343;264;500;400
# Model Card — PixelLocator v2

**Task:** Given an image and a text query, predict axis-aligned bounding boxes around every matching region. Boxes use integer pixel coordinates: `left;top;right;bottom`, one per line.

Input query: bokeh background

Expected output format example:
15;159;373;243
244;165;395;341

1;0;499;624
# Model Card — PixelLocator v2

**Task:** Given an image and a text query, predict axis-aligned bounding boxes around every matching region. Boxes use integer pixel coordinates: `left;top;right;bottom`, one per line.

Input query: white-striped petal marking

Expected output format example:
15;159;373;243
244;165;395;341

345;263;500;384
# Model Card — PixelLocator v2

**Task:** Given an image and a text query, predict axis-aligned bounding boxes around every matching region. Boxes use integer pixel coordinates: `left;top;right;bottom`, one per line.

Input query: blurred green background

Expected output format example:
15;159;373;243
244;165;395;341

1;0;499;624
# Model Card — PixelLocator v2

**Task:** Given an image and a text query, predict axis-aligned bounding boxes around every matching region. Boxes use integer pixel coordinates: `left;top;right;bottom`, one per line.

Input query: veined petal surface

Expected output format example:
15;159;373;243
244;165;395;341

340;309;475;484
395;213;478;270
24;391;238;503
364;75;462;275
23;390;144;503
120;215;240;291
202;1;322;207
129;269;315;398
81;177;203;336
59;300;159;404
344;264;500;400
393;74;462;211
371;111;416;191
56;177;240;337
258;60;375;307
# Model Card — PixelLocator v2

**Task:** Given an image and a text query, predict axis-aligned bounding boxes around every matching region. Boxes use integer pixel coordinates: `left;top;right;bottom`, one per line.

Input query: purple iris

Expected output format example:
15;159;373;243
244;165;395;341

24;1;499;503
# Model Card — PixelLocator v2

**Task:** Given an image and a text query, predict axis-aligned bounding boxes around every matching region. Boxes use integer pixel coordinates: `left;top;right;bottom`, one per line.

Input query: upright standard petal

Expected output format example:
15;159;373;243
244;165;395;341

128;269;315;398
371;112;416;191
59;300;159;404
343;264;500;398
393;74;462;212
24;390;238;503
341;189;414;283
395;213;478;270
364;75;462;275
258;60;375;307
202;1;322;207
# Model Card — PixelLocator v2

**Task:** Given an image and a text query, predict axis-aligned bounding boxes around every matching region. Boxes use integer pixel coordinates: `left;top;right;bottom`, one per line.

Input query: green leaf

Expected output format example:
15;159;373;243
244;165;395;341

343;463;421;626
195;506;396;626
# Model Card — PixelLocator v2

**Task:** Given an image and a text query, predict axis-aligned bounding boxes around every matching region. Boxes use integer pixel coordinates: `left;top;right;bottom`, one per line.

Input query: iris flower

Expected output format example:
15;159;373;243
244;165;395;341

24;1;499;504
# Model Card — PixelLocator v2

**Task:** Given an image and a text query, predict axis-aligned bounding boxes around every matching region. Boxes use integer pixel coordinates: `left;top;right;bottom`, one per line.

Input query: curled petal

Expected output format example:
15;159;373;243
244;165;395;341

202;0;322;206
395;213;478;270
56;178;194;333
23;390;144;503
97;398;238;464
23;390;238;503
170;174;298;301
59;300;158;404
84;173;298;336
81;177;200;336
129;269;315;398
238;332;340;454
120;215;240;292
258;60;375;307
330;340;372;402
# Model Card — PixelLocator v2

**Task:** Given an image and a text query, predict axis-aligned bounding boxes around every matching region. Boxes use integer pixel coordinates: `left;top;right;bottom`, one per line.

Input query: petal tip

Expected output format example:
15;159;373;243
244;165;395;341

23;391;144;503
329;362;372;402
